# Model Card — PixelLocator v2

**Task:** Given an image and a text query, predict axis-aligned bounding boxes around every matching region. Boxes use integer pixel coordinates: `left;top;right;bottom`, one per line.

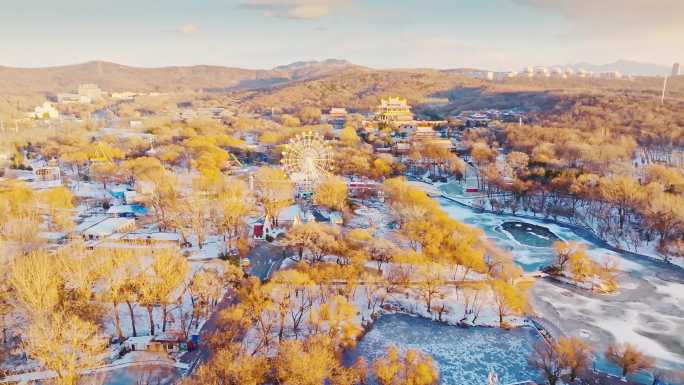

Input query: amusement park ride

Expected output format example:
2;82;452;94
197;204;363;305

280;131;334;195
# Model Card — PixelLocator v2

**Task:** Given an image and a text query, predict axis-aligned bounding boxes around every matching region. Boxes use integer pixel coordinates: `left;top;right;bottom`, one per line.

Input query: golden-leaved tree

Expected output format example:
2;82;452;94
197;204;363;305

25;313;107;385
605;342;655;378
314;175;349;212
253;166;294;226
372;345;439;385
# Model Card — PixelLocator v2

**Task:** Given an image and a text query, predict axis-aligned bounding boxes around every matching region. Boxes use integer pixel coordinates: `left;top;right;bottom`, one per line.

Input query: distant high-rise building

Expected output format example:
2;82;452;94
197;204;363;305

673;62;681;77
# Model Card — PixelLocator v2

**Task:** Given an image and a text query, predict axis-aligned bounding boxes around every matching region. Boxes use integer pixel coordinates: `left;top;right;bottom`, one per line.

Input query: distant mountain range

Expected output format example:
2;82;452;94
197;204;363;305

0;58;675;96
0;59;363;95
561;60;671;76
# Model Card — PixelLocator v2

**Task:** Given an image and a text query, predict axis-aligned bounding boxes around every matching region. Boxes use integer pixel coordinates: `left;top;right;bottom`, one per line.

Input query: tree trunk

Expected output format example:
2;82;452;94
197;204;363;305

113;301;123;341
162;304;168;333
147;305;155;336
126;301;137;337
278;313;286;342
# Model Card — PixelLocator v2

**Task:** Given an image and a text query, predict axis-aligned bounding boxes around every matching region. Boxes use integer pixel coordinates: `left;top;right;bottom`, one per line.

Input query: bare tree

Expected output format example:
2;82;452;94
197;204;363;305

528;341;562;385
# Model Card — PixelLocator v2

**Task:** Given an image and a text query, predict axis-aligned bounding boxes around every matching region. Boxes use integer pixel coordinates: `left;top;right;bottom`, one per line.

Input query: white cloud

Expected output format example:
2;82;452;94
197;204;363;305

179;23;198;34
240;0;349;20
513;0;684;30
512;0;684;64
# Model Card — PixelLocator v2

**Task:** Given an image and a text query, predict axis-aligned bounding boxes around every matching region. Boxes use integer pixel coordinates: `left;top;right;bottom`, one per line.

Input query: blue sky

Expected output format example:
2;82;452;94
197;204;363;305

0;0;681;70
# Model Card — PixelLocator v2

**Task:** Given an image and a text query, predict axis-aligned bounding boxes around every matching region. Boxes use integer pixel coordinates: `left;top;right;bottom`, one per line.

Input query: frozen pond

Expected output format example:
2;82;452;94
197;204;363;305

501;221;559;249
346;314;542;385
436;194;684;375
79;365;182;385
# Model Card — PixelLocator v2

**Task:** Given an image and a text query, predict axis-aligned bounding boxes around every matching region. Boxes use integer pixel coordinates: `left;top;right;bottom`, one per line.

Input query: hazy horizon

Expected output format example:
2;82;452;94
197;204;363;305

1;0;682;71
0;57;675;73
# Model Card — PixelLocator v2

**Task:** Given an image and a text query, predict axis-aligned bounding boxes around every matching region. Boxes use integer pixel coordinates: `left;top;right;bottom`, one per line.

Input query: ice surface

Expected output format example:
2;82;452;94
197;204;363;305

435;198;684;371
346;314;542;385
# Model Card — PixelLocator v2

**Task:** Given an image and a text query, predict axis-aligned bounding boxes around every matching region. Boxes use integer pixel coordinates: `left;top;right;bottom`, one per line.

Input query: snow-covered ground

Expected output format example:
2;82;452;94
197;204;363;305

435;194;684;373
103;257;226;340
347;198;396;238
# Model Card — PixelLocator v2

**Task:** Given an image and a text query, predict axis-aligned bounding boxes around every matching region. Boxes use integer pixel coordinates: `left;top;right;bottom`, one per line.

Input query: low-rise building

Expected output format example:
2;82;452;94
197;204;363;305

324;107;348;129
375;97;413;122
393;142;411;155
32;166;62;188
122;333;185;353
412;125;439;141
106;204;148;218
57;93;91;104
112;91;139;101
57;84;103;104
78;83;103;101
173;107;232;121
29;102;60;120
82;217;136;240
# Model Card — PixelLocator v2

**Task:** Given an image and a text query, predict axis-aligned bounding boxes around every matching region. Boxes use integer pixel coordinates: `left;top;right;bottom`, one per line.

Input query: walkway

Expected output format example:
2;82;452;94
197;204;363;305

179;289;237;373
575;371;646;385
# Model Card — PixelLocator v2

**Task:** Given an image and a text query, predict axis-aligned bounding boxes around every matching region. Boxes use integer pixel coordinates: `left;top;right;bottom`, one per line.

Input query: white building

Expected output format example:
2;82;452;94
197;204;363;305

494;71;517;81
78;83;103;101
29;102;60;120
600;71;622;79
534;67;550;77
82;217;136;240
112;91;138;101
465;71;494;80
576;68;589;78
57;93;91;104
57;84;103;104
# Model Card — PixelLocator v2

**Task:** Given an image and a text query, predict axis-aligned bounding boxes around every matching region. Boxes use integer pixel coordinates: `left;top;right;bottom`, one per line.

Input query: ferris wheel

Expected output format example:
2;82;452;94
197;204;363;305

281;131;334;190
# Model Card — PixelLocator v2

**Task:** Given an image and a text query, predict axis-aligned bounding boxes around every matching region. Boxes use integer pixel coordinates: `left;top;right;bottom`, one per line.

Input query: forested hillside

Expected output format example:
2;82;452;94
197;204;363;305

0;59;361;95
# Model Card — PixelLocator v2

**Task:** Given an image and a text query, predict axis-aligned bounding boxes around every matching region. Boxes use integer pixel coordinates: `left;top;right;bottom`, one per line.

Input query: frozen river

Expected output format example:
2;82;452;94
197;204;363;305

436;194;684;375
345;313;543;385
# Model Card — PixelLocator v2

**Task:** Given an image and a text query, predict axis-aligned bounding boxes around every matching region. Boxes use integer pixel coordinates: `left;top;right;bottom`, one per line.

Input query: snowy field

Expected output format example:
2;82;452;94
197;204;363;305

437;197;684;373
345;313;542;385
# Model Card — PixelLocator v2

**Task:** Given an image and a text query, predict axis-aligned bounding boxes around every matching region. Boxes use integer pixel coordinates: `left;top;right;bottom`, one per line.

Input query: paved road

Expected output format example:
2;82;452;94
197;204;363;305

247;241;289;281
180;242;288;373
179;290;237;372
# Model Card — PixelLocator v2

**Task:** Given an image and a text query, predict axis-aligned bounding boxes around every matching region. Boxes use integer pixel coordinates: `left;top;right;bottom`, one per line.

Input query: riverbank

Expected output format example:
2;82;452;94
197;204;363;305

424;181;684;380
434;182;684;274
